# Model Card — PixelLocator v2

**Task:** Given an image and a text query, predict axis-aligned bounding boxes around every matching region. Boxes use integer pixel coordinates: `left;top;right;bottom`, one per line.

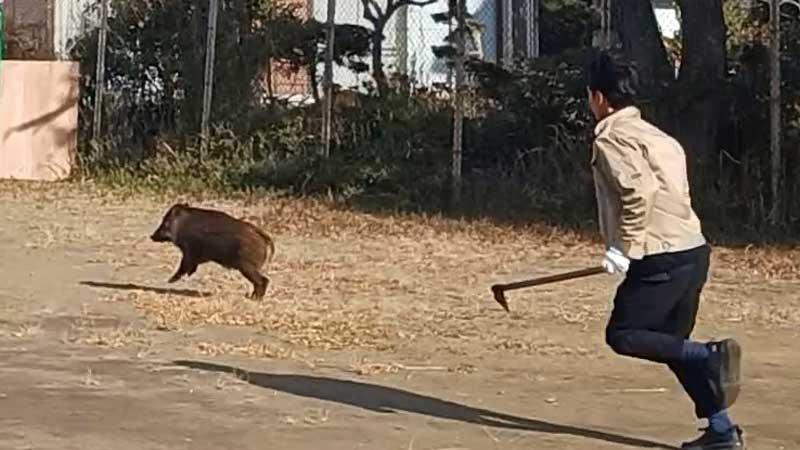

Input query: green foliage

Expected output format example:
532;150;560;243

243;90;453;210
70;0;371;150
708;3;800;231
540;0;593;55
69;0;800;241
458;48;596;225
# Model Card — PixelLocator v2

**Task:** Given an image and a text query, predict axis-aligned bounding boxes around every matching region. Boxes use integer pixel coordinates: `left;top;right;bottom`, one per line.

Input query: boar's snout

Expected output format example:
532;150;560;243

150;225;171;242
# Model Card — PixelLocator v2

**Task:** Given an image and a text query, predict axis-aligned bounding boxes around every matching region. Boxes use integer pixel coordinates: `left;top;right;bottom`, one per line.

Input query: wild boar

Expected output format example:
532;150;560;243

150;203;275;300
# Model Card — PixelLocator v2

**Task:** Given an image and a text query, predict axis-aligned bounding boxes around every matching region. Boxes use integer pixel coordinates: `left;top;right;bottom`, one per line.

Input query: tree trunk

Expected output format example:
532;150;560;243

265;55;274;99
308;61;320;103
610;0;726;185
610;0;673;121
592;0;612;48
371;27;388;95
673;0;726;169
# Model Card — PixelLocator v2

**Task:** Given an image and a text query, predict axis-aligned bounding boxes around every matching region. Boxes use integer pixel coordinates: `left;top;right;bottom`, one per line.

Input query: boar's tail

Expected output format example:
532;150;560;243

254;227;276;263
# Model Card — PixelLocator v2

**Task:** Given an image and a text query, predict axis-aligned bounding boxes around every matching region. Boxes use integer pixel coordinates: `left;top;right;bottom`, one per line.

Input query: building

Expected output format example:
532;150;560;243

0;0;700;98
2;0;95;60
289;0;685;97
297;0;540;96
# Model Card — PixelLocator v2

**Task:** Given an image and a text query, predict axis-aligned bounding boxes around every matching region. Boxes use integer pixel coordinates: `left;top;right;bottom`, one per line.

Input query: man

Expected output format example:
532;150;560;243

586;48;744;450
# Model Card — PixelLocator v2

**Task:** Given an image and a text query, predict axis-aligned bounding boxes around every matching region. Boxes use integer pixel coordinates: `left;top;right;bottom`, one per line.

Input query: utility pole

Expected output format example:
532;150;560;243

92;0;109;143
321;0;336;158
768;0;782;223
451;0;466;208
201;0;219;150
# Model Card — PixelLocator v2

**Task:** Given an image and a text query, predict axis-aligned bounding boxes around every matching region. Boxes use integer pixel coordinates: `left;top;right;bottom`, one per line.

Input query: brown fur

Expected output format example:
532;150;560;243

150;203;275;300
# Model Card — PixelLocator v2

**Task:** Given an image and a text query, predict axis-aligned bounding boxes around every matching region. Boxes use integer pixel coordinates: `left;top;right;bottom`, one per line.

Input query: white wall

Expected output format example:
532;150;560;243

313;0;401;90
404;0;449;86
653;6;680;39
313;0;498;90
54;0;98;60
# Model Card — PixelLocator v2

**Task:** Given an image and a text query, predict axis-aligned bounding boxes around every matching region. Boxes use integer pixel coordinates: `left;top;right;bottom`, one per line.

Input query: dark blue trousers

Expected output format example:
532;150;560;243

605;244;720;418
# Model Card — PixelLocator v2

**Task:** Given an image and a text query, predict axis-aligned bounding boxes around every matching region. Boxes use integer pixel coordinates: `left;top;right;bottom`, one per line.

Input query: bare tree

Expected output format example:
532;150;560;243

360;0;437;95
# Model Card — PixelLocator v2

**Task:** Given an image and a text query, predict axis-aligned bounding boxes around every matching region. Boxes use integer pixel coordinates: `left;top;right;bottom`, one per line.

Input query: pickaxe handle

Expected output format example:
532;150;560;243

491;266;606;312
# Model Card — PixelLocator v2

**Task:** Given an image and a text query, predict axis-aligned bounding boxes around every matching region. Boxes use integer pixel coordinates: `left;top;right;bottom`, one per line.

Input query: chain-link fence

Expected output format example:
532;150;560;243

66;0;542;197
52;0;542;135
304;0;523;93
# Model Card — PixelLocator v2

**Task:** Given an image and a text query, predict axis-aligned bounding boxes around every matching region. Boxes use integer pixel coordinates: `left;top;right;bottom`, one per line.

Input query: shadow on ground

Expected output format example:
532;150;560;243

80;281;211;298
173;360;676;449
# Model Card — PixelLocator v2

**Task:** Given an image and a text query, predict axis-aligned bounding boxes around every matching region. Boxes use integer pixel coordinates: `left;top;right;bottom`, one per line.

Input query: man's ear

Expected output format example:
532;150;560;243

589;89;604;104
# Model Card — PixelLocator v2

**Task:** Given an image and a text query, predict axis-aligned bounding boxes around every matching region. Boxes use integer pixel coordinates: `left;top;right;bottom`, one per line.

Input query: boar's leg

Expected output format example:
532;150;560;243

239;264;268;300
168;252;198;283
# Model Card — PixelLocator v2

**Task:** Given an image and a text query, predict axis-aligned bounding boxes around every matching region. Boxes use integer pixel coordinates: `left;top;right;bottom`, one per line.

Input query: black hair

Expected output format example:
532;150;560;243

586;47;639;109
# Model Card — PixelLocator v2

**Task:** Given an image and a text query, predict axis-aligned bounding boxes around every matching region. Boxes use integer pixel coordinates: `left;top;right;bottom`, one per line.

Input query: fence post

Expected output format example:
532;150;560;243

451;0;465;208
530;0;539;57
768;0;781;224
201;0;219;150
395;5;408;77
321;0;336;158
92;0;109;144
0;0;5;62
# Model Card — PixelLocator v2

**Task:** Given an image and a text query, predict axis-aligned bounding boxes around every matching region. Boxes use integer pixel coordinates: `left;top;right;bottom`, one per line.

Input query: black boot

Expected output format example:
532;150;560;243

681;426;745;450
707;338;742;409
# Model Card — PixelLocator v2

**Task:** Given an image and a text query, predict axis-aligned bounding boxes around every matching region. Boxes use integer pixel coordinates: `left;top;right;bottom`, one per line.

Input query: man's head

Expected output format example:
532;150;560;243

586;48;639;121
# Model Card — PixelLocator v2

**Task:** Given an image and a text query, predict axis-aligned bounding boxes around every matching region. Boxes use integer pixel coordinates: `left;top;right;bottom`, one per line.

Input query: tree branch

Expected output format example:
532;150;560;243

757;0;800;13
385;0;437;22
399;0;438;5
360;0;381;26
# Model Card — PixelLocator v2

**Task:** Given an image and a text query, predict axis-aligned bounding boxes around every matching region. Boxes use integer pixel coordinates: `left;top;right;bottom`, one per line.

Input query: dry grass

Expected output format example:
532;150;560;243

2;322;43;339
81;326;152;349
195;340;297;359
1;180;797;280
1;180;799;364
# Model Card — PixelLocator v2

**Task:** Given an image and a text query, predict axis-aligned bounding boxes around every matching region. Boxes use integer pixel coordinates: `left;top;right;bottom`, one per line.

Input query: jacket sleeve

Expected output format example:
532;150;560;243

593;134;656;259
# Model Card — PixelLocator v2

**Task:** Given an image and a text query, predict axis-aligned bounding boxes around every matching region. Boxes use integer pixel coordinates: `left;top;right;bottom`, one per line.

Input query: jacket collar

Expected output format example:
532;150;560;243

591;106;641;166
593;106;641;137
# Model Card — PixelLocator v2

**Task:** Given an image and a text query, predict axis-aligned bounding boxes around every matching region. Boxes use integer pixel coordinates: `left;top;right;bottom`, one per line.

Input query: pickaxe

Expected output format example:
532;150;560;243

491;266;606;312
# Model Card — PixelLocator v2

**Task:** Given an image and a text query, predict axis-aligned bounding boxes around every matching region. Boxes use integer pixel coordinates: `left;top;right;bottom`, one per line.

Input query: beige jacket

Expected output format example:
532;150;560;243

591;106;706;259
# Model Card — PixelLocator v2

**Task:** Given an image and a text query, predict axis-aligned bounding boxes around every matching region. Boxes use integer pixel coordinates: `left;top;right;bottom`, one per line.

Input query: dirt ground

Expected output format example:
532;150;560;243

0;182;798;450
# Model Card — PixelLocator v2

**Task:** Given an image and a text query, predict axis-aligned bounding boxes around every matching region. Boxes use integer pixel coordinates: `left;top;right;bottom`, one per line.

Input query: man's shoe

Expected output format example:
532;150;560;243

707;338;742;409
681;426;745;450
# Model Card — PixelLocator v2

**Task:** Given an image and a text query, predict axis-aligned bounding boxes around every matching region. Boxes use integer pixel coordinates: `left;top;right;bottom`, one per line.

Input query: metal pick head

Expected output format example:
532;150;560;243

491;285;509;312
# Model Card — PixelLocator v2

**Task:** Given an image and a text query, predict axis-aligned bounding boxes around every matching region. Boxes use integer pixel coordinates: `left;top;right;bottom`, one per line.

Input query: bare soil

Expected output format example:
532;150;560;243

0;182;798;450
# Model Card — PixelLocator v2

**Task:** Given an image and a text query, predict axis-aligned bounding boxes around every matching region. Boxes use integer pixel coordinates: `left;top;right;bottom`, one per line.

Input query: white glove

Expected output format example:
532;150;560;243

602;247;630;274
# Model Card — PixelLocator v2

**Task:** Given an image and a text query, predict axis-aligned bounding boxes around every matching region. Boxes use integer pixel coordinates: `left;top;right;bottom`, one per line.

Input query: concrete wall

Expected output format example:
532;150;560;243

0;61;79;181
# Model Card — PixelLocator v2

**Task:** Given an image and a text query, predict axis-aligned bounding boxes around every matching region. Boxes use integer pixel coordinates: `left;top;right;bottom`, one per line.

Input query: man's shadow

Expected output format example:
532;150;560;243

173;360;676;449
80;281;210;298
